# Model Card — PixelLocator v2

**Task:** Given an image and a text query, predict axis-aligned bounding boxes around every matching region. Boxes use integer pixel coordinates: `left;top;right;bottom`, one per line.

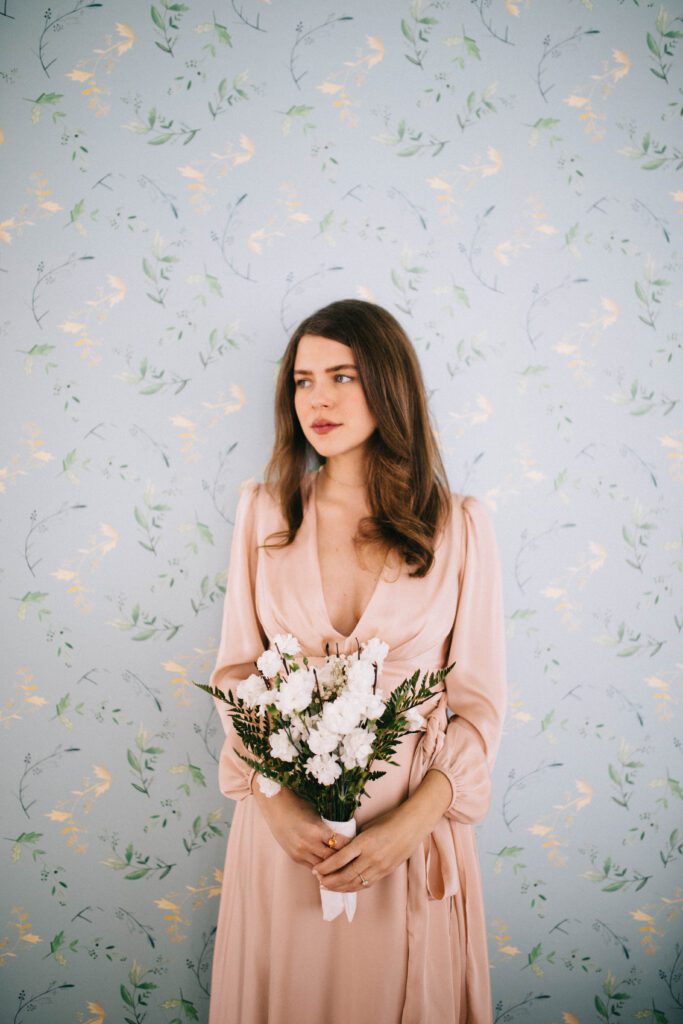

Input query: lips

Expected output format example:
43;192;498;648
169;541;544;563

312;422;340;434
312;420;339;428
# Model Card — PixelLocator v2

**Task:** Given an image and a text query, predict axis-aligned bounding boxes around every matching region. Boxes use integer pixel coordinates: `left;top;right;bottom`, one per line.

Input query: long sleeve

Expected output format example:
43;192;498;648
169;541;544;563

209;478;269;802
428;494;507;824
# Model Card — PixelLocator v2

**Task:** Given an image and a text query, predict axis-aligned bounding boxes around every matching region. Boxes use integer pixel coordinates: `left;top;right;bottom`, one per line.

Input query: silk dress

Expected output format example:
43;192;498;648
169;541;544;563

207;468;507;1024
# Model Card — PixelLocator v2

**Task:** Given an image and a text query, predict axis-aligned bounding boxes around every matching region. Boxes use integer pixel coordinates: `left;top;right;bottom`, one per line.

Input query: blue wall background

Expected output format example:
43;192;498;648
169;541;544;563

1;0;682;1021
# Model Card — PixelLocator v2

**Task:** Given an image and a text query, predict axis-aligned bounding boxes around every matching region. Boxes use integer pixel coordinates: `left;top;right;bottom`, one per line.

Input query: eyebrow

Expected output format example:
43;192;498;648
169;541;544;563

292;364;358;375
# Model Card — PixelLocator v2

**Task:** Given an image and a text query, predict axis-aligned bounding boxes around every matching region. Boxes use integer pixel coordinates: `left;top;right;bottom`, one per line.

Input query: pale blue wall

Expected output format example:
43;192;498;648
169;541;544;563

1;1;682;1020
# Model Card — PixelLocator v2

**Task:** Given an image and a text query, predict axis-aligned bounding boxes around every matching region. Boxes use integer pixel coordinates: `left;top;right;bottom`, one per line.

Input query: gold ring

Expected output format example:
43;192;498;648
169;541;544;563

358;873;369;887
327;833;337;849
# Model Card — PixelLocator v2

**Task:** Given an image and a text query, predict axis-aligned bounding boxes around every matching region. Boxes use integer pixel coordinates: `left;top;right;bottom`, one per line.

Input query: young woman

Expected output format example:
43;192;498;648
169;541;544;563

207;299;507;1024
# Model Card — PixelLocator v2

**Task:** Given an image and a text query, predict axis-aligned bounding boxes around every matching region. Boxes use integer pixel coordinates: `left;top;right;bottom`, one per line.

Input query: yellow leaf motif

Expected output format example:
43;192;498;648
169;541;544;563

20;933;42;943
529;824;553;836
0;128;4;144
60;320;87;334
0;216;17;243
155;898;181;911
499;944;521;956
66;70;95;82
574;780;594;809
92;765;112;796
233;135;255;165
482;147;503;176
630;909;655;924
563;1014;581;1024
427;177;452;191
178;165;205;180
612;49;631;78
163;661;187;673
317;82;344;94
564;95;590;107
366;36;385;67
115;22;136;53
99;523;120;555
52;569;78;581
40;201;62;212
46;810;72;821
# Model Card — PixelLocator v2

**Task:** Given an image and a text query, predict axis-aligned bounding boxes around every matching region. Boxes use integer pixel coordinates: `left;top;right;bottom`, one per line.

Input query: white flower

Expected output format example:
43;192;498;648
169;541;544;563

236;674;268;707
305;752;342;786
269;729;298;761
403;706;427;731
272;633;301;657
361;690;387;721
322;693;364;735
307;722;341;755
256;774;281;797
359;637;389;670
316;656;348;698
257;649;282;679
340;727;375;769
288;715;309;741
273;668;315;715
346;658;375;693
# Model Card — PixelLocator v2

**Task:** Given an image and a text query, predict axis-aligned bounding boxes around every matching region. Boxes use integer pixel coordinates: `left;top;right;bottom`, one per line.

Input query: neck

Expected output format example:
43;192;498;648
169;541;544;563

319;464;366;489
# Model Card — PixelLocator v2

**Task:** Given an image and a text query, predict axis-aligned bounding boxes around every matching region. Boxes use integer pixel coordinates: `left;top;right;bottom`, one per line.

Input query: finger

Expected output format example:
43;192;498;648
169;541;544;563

315;864;368;891
314;842;361;877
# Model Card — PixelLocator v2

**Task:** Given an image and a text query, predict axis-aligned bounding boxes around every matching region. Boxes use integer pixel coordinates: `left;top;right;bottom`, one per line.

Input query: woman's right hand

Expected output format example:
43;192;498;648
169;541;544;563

252;783;349;868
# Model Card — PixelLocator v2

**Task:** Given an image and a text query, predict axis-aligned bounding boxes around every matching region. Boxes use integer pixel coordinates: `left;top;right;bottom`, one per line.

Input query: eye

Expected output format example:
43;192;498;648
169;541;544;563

293;375;355;388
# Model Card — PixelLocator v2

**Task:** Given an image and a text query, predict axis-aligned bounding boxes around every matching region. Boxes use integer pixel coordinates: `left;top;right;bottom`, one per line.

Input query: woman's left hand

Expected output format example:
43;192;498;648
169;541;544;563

311;805;423;892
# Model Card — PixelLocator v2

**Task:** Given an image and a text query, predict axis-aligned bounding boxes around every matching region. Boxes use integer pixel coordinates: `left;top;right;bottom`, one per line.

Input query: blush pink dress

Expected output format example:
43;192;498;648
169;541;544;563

207;469;507;1024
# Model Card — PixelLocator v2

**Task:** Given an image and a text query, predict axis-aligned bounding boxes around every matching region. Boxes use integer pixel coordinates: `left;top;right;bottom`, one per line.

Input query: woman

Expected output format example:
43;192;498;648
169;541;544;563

207;299;507;1024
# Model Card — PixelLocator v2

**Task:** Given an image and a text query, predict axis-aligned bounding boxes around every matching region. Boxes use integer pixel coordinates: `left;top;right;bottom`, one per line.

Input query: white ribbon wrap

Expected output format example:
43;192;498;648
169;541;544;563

319;815;358;922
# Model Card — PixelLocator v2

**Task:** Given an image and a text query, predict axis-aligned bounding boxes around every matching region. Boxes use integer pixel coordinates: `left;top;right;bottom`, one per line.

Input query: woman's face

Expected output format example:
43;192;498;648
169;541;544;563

293;333;377;459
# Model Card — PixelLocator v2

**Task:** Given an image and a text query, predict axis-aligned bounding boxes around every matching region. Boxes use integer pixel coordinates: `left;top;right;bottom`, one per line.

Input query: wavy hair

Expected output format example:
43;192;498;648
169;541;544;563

260;298;452;578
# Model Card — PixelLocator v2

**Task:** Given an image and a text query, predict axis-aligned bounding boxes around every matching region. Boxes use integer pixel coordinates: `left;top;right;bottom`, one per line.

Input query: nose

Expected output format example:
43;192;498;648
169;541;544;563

308;381;333;407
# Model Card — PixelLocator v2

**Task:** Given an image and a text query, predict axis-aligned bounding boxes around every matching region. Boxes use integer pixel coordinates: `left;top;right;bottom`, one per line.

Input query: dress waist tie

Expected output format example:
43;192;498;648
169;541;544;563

401;690;461;1024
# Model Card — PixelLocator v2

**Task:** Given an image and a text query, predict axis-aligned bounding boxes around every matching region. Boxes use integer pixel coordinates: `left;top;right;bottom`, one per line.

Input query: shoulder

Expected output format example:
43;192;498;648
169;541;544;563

448;492;499;552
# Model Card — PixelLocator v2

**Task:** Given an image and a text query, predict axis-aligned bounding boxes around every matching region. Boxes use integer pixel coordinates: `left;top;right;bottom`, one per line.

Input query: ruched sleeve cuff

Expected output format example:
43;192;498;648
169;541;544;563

208;479;269;802
430;495;507;824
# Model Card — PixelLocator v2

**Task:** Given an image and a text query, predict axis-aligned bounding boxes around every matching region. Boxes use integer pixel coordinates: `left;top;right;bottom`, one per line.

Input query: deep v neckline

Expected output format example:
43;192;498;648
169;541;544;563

308;470;388;641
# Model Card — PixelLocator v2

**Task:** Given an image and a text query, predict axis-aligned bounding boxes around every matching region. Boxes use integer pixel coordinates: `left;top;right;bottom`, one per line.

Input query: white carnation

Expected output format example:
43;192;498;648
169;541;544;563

346;658;375;693
305;752;342;786
273;668;315;715
236;674;267;707
403;706;427;731
288;715;309;741
340;727;375;769
272;633;301;657
257;649;282;679
322;693;364;735
256;774;281;797
307;722;341;755
269;728;298;761
361;690;387;721
359;637;389;670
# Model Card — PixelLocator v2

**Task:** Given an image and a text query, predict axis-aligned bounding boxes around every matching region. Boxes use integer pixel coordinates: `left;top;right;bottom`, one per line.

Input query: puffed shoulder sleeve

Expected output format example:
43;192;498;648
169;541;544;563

208;479;269;801
429;495;508;823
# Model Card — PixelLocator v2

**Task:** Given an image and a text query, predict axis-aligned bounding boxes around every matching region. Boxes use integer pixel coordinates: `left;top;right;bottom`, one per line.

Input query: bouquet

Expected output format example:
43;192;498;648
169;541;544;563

196;633;455;921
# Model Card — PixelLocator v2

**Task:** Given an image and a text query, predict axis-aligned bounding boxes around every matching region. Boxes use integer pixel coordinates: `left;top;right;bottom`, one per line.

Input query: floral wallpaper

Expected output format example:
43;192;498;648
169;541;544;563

1;0;682;1021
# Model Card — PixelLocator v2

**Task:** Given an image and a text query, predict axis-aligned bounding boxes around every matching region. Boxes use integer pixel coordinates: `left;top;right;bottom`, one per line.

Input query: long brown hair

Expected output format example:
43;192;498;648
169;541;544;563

260;298;452;578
